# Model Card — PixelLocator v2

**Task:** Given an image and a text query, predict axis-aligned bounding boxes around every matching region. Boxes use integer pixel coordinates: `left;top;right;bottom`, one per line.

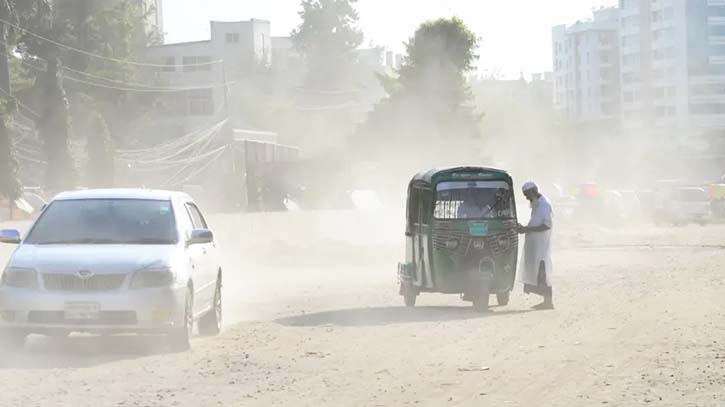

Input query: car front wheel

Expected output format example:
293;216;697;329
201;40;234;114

168;288;193;352
199;278;222;336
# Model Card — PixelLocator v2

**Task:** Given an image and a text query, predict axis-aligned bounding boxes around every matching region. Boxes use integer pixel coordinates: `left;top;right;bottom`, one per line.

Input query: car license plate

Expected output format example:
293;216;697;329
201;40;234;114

64;302;100;320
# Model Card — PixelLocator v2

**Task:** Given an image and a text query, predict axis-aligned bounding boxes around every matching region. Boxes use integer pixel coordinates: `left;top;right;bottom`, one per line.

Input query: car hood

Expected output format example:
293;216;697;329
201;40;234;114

8;244;181;275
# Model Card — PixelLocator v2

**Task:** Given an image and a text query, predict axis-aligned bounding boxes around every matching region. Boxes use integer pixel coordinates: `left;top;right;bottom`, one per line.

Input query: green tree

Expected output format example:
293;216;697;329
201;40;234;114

357;17;482;159
13;1;158;190
57;0;160;157
15;0;77;192
0;2;20;208
85;110;114;188
0;1;55;200
291;0;363;91
0;104;20;214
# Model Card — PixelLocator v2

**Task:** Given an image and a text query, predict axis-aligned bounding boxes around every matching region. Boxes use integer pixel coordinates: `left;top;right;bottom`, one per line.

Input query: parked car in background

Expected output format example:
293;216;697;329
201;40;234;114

0;189;223;351
707;183;725;218
654;186;711;226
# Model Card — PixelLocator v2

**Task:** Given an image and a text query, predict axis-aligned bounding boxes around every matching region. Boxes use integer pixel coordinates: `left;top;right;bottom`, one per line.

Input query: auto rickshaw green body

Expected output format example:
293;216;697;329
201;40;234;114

398;167;519;311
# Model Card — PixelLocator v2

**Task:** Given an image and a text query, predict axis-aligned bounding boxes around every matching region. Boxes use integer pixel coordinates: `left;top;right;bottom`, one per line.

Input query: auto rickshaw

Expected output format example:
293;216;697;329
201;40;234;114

398;167;519;312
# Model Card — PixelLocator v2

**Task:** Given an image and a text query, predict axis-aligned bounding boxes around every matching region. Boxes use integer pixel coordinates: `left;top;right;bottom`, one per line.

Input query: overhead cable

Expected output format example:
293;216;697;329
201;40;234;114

0;16;223;69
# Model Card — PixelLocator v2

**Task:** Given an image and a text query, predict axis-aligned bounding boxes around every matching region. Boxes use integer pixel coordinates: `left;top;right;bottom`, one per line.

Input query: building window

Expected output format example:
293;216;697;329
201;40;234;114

653;28;674;43
621;0;638;10
622;16;639;31
187;88;215;116
623;72;639;83
690;103;725;115
652;8;674;23
182;56;213;72
654;87;676;99
623;53;640;66
709;25;725;37
690;84;725;96
226;33;240;43
653;47;675;61
710;55;725;65
599;33;611;47
656;106;676;117
162;56;175;72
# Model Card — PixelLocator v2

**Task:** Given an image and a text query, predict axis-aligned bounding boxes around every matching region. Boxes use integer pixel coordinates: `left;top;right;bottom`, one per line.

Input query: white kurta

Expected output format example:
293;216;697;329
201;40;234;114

520;195;553;287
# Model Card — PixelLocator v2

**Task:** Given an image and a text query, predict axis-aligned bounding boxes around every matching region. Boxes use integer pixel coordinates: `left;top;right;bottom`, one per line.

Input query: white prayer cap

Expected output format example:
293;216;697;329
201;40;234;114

522;181;538;192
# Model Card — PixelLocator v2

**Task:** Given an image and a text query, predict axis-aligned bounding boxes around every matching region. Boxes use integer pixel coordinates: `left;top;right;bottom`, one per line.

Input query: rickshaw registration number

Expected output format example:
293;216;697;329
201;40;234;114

469;223;489;236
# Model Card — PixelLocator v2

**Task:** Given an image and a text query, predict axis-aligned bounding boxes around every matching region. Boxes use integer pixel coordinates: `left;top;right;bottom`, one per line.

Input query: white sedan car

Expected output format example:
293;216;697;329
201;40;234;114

0;189;222;351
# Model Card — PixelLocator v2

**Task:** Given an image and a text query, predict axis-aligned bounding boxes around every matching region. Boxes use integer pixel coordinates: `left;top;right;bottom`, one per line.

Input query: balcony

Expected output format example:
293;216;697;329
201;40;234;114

710;36;725;46
692;114;725;130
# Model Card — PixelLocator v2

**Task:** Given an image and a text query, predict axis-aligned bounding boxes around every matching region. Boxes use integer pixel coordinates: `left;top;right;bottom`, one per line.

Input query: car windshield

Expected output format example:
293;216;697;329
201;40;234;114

434;181;514;220
25;199;177;245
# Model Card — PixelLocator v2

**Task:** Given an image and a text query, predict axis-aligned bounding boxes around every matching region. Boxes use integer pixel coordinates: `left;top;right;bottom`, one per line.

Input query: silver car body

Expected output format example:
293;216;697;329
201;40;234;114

0;189;220;335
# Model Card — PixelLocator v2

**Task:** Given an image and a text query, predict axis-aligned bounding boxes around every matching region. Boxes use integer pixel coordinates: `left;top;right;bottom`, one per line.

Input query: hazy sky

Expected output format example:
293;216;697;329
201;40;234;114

164;0;618;78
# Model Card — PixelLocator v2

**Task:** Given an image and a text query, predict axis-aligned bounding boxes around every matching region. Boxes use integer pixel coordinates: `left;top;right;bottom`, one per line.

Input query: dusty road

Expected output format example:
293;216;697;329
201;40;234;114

1;211;724;406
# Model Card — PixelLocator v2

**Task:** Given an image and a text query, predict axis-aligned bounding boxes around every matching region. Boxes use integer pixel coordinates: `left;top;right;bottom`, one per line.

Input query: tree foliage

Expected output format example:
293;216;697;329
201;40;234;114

0;0;158;192
358;17;482;155
86;109;114;188
0;111;20;201
0;2;22;201
291;0;363;90
16;3;76;191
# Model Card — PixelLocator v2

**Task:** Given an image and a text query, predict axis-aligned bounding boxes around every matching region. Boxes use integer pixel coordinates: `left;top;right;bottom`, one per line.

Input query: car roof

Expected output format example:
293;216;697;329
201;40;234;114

52;189;191;202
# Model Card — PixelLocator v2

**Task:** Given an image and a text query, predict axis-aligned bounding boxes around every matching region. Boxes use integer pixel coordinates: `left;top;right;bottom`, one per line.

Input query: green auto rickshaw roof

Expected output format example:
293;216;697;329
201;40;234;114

410;166;512;187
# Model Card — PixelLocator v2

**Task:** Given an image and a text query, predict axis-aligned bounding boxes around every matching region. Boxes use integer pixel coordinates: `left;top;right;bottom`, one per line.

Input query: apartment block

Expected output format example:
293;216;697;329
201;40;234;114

552;7;621;125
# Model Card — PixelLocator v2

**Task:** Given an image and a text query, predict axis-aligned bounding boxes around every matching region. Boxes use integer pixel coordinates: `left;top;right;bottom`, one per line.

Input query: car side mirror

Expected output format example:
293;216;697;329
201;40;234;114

0;229;21;244
188;229;213;246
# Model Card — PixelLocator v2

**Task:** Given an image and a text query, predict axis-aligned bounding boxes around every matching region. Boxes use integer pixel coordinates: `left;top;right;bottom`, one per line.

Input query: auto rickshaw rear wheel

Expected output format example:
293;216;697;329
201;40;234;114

496;291;510;306
472;285;491;313
401;283;418;307
473;294;490;313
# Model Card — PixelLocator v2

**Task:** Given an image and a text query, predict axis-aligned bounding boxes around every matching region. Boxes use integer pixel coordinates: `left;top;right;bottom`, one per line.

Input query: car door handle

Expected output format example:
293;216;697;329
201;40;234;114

202;248;207;255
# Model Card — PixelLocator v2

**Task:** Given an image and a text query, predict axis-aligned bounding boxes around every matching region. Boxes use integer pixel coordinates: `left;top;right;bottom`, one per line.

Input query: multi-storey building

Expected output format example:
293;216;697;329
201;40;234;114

552;7;621;125
621;0;725;143
144;20;272;132
555;1;725;151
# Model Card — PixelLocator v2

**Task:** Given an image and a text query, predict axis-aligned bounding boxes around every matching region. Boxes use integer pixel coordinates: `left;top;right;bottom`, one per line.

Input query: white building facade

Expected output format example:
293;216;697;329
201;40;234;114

144;20;272;132
620;0;725;140
555;0;725;148
552;7;621;125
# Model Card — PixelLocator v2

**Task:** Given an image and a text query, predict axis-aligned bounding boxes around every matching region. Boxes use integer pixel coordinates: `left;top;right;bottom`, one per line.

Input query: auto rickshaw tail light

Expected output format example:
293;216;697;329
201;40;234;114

497;235;511;250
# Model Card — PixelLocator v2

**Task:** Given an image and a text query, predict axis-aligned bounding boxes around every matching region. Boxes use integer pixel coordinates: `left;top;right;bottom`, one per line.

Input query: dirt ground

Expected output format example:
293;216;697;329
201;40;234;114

1;211;724;406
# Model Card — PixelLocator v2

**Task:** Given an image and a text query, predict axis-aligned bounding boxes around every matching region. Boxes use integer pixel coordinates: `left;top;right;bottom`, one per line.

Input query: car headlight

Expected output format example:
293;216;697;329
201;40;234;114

1;267;38;289
130;268;175;289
